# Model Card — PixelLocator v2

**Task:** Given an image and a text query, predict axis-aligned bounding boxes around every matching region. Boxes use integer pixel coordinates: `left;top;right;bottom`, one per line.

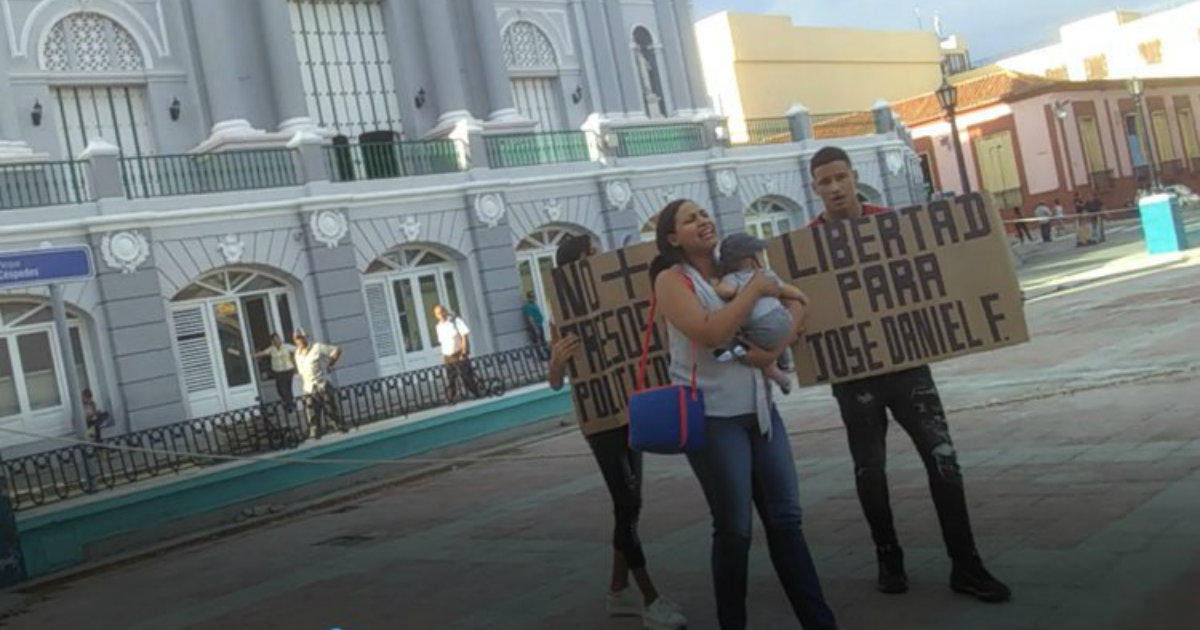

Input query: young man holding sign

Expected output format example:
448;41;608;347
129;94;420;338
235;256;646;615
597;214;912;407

808;147;1011;603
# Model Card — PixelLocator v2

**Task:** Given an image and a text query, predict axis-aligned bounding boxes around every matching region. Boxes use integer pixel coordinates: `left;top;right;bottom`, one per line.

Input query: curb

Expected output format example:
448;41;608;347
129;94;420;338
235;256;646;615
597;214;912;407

7;419;577;596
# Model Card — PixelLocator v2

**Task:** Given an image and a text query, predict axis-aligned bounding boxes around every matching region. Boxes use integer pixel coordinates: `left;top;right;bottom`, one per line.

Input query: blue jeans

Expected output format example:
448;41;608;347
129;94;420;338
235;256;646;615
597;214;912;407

686;407;837;630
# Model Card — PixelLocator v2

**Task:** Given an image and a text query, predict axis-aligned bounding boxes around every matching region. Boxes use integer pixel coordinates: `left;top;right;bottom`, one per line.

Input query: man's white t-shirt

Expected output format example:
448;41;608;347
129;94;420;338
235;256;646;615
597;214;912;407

1035;204;1052;223
437;317;470;357
294;342;336;393
1054;204;1065;220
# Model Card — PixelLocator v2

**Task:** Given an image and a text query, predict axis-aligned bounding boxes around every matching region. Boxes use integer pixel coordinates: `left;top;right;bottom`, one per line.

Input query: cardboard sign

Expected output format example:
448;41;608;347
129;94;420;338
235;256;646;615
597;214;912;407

544;242;669;436
766;193;1028;386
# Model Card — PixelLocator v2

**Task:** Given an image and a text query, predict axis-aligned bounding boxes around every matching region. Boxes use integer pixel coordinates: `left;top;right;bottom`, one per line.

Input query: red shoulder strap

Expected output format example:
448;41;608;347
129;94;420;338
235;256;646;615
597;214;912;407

636;267;698;393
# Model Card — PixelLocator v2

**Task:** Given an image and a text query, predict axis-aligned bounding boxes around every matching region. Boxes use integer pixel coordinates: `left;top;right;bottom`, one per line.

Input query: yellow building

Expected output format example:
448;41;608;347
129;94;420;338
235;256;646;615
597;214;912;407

695;12;945;142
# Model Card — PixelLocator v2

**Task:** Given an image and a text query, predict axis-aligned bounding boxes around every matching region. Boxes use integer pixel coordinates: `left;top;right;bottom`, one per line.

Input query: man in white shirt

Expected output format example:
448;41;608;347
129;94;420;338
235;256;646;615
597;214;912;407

292;328;346;438
1052;198;1067;236
1034;202;1053;243
435;305;482;402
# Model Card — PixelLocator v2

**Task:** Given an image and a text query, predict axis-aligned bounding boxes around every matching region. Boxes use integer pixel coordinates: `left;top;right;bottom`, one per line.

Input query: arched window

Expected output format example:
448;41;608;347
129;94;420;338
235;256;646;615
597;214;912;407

745;197;801;239
42;12;145;73
640;215;659;244
502;21;564;131
857;184;884;206
633;27;667;118
516;227;584;326
40;12;153;161
0;299;96;444
169;270;296;417
363;246;465;372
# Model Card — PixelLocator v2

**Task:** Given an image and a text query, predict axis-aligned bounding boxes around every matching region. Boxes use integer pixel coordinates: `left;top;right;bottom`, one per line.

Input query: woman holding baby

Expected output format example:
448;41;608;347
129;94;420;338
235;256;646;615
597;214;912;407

649;199;837;630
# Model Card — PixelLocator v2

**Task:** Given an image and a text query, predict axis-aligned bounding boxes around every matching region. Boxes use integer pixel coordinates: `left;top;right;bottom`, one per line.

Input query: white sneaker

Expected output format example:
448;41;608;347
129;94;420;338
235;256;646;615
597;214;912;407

606;588;642;617
643;596;687;630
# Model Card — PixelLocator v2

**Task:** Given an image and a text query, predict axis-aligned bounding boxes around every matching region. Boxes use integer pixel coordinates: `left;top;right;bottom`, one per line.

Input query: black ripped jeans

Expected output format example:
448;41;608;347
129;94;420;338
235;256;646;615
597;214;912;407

831;365;978;560
586;426;647;569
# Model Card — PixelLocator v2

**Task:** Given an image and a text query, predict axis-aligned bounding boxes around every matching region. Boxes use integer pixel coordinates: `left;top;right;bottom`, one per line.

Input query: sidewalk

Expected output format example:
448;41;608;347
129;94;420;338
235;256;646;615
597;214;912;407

2;248;1199;629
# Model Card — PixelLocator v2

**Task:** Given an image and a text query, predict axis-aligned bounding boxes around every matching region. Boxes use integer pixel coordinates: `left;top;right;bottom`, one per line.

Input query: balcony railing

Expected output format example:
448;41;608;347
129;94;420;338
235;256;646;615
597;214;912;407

325;140;460;182
2;345;548;512
484;131;590;168
739;118;792;146
0;160;88;210
1089;169;1113;189
122;149;299;199
612;123;707;157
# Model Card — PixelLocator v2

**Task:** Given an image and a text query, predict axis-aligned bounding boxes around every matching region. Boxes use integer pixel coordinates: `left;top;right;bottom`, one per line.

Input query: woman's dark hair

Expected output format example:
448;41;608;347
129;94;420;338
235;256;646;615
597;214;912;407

648;199;692;282
555;234;592;268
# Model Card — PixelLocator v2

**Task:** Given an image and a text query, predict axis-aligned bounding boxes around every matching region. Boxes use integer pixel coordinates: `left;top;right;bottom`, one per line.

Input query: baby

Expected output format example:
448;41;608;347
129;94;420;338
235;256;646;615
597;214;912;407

713;233;807;394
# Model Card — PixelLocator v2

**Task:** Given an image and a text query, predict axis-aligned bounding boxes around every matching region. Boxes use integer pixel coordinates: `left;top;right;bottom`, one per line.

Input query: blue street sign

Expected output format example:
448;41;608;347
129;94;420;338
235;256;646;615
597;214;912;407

0;246;95;289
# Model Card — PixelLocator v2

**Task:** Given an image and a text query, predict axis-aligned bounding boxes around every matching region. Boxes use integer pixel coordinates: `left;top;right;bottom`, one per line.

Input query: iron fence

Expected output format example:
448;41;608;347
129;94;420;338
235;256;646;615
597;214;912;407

484;131;590;168
122;149;300;199
738;118;792;145
612;124;707;157
324;140;460;182
2;345;548;512
0;160;88;210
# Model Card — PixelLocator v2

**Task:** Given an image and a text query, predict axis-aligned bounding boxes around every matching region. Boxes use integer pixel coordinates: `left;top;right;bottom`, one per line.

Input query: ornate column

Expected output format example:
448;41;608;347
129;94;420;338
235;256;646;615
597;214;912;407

192;0;266;143
418;0;473;127
470;0;522;123
255;0;317;134
672;0;710;112
0;23;34;160
603;0;645;117
654;0;692;116
580;0;623;117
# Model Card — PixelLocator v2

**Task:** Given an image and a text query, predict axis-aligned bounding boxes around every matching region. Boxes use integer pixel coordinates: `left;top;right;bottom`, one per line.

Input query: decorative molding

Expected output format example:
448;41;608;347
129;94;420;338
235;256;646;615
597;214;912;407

885;151;905;176
605;179;633;211
473;193;507;228
763;175;778;194
715;169;739;197
401;215;422;242
101;230;149;274
20;0;166;64
216;234;244;264
309;209;349;248
543;198;563;221
660;187;677;203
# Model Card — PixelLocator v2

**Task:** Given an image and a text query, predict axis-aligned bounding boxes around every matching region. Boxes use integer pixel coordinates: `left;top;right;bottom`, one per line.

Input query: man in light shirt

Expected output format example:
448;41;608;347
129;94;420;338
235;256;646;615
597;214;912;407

434;305;482;402
292;328;346;438
255;333;296;410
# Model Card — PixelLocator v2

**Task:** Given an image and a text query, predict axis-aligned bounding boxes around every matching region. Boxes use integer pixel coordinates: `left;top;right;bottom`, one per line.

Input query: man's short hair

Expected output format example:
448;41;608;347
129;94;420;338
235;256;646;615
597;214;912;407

810;146;853;175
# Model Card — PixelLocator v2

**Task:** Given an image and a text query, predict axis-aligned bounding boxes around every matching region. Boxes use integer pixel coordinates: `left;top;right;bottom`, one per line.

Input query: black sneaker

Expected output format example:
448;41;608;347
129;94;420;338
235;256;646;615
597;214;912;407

951;556;1011;603
876;545;908;594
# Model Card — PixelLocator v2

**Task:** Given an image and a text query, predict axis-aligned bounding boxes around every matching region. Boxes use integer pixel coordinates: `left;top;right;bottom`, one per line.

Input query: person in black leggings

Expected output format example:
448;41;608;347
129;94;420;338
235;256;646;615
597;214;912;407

547;235;685;630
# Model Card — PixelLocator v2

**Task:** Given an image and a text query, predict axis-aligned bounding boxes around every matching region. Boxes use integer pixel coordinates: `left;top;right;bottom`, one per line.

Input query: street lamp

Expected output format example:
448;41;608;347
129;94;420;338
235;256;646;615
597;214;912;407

1052;100;1076;191
936;75;972;194
1126;76;1162;191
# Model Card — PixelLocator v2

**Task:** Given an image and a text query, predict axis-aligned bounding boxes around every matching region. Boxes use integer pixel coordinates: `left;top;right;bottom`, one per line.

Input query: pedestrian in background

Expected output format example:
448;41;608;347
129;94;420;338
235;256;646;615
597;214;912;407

1034;202;1053;243
1011;206;1033;243
255;333;296;410
292;328;345;438
522;291;548;360
436;305;482;402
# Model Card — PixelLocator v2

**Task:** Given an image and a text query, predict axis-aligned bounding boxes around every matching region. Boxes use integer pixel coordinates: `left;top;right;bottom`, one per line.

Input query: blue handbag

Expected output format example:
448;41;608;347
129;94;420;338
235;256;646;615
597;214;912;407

627;270;707;454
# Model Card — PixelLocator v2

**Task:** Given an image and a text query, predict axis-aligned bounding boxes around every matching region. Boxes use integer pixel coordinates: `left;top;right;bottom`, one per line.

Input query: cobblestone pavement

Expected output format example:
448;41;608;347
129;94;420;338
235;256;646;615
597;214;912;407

3;246;1199;630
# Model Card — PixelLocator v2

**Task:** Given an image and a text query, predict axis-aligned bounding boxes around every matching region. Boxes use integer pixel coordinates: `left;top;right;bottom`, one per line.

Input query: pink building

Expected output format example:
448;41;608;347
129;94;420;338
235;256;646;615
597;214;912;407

817;70;1200;215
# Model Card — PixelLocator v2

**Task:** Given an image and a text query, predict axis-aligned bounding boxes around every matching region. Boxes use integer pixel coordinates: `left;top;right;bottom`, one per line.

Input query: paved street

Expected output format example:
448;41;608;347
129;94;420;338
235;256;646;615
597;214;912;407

3;236;1199;630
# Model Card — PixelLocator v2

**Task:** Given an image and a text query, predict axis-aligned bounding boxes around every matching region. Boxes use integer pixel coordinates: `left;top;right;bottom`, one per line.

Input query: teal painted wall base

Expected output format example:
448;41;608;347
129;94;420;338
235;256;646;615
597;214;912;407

16;387;571;579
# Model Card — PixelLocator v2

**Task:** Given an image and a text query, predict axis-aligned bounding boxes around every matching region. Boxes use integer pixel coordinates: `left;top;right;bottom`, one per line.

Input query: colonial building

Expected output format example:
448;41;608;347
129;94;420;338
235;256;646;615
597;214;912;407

0;0;921;455
816;70;1200;213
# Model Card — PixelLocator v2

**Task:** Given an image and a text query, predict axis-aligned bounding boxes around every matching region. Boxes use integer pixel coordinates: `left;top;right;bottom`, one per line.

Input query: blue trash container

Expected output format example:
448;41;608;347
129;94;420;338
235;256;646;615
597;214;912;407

1138;193;1189;254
